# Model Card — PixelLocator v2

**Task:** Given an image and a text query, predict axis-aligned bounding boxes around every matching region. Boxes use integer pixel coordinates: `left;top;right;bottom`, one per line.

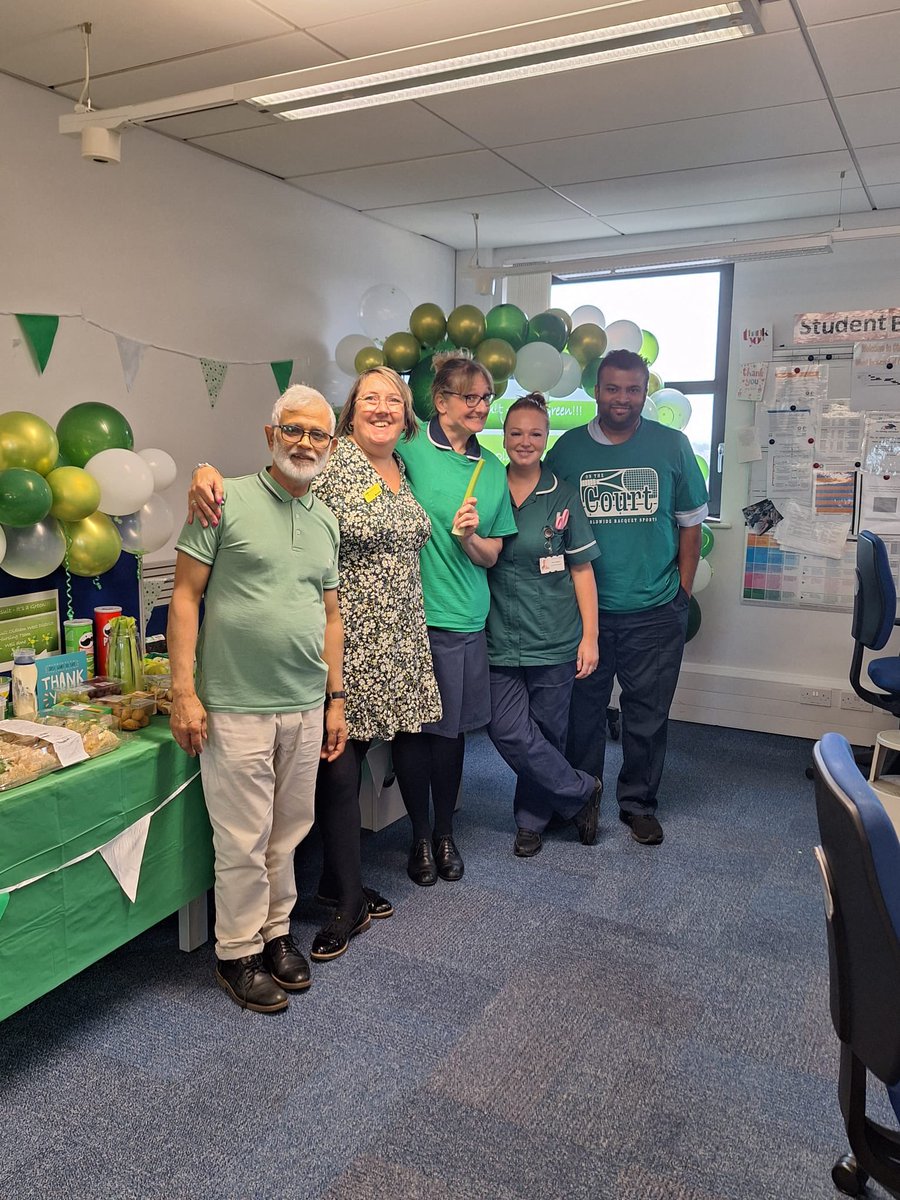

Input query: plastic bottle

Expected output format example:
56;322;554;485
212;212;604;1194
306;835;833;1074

11;648;38;720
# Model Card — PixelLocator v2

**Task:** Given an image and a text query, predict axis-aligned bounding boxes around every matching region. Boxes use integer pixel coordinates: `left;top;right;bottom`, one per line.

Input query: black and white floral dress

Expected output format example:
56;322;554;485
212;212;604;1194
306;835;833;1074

312;437;442;741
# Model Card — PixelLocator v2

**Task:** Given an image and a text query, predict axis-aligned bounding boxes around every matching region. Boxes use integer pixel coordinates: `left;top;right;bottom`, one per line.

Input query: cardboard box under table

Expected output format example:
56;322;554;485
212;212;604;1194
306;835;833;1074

0;723;214;1021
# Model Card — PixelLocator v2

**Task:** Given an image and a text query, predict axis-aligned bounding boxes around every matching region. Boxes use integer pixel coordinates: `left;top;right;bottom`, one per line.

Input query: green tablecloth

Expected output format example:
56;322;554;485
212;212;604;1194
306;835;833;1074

0;721;214;1021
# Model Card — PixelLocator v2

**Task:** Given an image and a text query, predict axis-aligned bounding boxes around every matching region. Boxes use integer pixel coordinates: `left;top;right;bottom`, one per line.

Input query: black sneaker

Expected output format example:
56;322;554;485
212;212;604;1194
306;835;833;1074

215;954;289;1013
514;828;543;857
262;934;312;990
619;810;664;845
573;777;602;845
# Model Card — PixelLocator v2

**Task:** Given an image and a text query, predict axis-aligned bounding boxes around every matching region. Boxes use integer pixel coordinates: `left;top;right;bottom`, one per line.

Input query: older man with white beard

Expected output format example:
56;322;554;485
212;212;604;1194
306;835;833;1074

169;386;347;1013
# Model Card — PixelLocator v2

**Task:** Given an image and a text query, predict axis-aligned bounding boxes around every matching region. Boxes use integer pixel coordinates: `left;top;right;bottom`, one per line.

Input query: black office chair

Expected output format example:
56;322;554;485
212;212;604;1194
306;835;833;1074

850;531;900;719
812;732;900;1197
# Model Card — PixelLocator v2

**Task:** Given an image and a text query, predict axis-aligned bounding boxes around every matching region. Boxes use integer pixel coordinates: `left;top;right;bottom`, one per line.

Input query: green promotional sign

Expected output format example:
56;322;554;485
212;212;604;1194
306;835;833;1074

0;589;60;669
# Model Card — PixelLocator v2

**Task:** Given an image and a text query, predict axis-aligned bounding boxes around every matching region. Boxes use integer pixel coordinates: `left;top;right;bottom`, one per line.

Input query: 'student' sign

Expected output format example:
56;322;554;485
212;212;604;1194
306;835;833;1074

794;309;900;343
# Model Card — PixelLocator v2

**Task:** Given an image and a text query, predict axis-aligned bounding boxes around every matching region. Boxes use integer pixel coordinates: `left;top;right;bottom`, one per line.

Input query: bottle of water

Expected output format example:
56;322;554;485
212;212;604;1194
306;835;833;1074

11;648;38;720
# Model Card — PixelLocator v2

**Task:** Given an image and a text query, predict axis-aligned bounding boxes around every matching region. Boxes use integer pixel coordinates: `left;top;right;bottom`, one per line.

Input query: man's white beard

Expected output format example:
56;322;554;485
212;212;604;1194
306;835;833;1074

273;443;327;485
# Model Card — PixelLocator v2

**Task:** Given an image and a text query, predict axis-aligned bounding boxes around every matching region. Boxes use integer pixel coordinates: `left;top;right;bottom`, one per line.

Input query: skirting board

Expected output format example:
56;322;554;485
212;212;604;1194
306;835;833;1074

671;663;890;743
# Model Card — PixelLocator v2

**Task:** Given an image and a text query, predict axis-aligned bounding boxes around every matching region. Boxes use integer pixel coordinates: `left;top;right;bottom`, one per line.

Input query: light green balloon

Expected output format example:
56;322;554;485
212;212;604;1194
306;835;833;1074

62;511;123;577
640;329;660;365
0;411;59;476
47;466;101;522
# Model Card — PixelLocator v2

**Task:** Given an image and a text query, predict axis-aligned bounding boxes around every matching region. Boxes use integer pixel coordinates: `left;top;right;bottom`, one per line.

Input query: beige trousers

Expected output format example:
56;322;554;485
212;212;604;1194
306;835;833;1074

199;707;323;959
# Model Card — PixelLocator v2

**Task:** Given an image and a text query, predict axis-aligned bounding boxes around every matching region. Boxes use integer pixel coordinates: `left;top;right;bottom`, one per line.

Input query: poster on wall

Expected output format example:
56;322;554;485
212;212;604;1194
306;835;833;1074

850;340;900;411
0;590;60;671
794;309;900;344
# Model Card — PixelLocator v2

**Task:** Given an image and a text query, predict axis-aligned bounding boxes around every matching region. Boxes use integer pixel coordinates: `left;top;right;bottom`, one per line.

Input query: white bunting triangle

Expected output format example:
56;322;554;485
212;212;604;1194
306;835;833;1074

99;813;152;903
115;335;146;393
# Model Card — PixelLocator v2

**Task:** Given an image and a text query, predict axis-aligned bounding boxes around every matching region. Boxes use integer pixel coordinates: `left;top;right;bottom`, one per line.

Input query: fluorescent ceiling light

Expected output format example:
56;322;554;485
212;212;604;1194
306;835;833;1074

245;4;759;121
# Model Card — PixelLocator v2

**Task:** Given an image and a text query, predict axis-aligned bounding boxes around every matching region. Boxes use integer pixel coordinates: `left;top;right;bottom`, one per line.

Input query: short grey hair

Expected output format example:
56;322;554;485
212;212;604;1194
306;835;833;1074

272;385;336;433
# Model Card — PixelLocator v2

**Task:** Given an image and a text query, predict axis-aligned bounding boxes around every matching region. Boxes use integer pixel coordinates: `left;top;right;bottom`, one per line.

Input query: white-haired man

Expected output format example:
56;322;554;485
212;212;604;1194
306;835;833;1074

169;386;347;1013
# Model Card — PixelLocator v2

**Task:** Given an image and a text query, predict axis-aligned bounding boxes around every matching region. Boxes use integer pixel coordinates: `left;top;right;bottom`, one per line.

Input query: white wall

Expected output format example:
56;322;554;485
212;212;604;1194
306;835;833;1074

0;74;455;558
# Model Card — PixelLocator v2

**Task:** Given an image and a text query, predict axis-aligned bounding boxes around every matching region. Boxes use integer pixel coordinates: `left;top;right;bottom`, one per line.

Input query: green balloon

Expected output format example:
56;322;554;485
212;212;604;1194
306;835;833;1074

408;356;435;420
547;308;573;335
446;305;486;350
484;304;528;351
46;466;101;522
686;596;702;642
0;468;52;526
62;511;123;577
567;323;608;367
409;303;446;347
475;338;517;382
382;332;420;373
695;454;710;481
0;411;59;476
648;371;664;395
526;312;568;351
493;377;509;400
640;329;660;365
581;356;606;399
56;403;134;469
432;338;456;354
700;523;715;558
354;346;384;374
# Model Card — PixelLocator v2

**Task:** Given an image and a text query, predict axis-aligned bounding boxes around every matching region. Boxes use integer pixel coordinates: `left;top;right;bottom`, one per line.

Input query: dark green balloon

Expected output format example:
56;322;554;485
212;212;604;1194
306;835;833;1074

0;467;53;526
56;403;134;469
409;355;435;420
686;596;702;642
581;356;605;399
526;312;568;352
700;523;715;559
484;304;528;351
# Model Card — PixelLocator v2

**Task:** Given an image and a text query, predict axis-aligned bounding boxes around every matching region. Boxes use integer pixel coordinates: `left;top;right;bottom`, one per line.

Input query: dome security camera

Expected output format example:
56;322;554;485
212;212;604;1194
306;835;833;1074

81;126;122;164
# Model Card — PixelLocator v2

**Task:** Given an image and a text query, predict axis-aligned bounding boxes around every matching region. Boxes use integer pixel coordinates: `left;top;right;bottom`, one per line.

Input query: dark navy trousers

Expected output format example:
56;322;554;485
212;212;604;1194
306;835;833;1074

488;661;595;833
566;588;690;816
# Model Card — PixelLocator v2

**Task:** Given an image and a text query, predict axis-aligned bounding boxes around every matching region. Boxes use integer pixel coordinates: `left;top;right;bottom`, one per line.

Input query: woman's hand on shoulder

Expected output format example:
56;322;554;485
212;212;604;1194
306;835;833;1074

188;466;225;528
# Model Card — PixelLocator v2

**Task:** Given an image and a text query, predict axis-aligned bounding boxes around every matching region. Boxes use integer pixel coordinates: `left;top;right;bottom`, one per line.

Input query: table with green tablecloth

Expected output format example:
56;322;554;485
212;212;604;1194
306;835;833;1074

0;721;214;1021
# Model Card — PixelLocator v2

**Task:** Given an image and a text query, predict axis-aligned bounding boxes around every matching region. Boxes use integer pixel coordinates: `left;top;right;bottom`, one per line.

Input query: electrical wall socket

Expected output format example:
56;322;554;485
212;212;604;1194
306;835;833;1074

800;687;832;707
840;691;873;712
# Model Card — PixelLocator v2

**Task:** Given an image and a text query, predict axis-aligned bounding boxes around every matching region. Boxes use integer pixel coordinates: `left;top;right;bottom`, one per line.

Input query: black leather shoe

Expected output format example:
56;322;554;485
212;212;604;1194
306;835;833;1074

315;885;394;919
310;902;371;961
215;954;289;1013
573;777;602;846
407;839;438;886
514;828;543;857
262;934;312;990
619;810;664;845
432;835;464;881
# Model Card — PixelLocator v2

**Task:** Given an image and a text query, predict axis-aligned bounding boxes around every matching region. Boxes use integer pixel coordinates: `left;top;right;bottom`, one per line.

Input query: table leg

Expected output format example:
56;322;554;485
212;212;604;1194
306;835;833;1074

178;891;209;952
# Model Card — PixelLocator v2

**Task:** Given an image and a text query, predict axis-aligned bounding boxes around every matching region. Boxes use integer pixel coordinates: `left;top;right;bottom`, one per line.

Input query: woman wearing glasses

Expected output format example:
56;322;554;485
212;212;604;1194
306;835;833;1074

394;352;517;886
189;370;442;959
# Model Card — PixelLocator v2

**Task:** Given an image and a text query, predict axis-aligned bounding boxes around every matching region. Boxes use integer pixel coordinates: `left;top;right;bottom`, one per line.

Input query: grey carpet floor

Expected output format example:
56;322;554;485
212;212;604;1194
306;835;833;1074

0;722;890;1200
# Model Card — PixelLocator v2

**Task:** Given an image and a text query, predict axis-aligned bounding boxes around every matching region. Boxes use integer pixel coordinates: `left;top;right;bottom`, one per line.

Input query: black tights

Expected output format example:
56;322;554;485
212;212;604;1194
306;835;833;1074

315;738;369;917
392;731;465;843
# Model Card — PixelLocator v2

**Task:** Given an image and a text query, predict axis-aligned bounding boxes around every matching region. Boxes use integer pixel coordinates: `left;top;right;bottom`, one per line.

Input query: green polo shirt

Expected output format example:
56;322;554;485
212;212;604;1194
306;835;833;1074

486;466;600;666
174;469;340;713
397;418;517;632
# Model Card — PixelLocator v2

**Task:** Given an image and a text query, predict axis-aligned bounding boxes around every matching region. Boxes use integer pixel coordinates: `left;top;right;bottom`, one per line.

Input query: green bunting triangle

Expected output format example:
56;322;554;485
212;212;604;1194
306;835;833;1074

16;314;59;374
200;358;227;407
0;892;8;924
271;360;293;395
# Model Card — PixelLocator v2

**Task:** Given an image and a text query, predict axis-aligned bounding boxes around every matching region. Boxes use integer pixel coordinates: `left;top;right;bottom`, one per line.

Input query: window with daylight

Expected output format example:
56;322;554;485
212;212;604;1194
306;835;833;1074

550;264;733;517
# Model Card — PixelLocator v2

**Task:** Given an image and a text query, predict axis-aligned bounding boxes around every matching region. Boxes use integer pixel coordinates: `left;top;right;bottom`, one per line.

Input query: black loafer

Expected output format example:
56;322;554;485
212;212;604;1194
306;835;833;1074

432;835;464;881
619;810;664;845
407;839;438;886
310;902;371;961
514;828;543;857
315;885;395;919
573;777;602;846
216;954;289;1013
262;934;312;991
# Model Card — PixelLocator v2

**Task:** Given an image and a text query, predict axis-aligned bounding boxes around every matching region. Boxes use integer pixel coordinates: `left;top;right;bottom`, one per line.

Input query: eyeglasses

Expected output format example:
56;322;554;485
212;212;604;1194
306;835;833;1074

273;424;333;448
443;390;494;408
357;393;405;408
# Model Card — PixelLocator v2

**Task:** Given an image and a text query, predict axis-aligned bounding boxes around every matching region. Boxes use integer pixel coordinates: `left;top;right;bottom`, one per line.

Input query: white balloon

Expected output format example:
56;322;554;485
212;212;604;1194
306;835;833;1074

0;524;6;566
118;493;175;555
605;319;644;353
137;447;177;491
549;353;583;398
85;448;155;517
318;360;351;408
359;285;412;344
0;519;66;579
651;388;692;431
514;343;564;393
641;396;659;422
693;557;713;593
335;334;375;377
571;304;606;330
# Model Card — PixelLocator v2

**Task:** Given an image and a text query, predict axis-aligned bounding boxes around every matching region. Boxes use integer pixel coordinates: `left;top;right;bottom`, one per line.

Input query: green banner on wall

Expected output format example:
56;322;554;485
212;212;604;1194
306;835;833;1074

270;360;293;395
16;314;59;374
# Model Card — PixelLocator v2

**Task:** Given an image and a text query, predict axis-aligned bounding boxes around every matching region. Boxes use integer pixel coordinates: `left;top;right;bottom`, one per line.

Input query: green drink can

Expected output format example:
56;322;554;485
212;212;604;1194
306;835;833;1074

64;618;95;677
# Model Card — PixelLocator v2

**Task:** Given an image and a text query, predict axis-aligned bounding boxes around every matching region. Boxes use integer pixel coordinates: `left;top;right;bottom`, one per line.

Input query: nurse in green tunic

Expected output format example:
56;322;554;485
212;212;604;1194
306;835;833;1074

485;393;603;859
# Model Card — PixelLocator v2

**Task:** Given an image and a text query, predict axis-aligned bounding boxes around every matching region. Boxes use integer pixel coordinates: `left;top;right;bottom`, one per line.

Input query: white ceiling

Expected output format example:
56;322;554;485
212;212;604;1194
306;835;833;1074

3;0;900;252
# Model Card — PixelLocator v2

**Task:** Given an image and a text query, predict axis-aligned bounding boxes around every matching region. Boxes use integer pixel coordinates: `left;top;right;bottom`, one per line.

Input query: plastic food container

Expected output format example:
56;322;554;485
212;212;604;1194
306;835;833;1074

141;673;173;714
106;692;157;730
33;710;122;759
54;675;125;704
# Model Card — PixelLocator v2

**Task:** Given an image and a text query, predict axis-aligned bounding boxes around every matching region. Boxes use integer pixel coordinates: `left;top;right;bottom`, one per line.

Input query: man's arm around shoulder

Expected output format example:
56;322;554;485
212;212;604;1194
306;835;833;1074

168;551;212;756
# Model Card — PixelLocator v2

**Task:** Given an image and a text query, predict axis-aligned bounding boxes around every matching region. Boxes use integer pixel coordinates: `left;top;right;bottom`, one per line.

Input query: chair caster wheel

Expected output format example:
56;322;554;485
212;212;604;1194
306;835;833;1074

831;1153;868;1196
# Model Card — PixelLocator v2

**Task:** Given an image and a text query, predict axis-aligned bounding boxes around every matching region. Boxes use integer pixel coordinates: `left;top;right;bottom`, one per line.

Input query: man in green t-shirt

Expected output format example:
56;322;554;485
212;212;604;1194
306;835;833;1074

546;350;709;845
169;386;347;1014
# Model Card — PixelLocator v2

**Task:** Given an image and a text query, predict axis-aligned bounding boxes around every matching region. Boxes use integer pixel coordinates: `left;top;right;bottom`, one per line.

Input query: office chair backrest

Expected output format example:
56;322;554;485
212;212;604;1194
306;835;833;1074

854;530;897;651
813;732;900;1087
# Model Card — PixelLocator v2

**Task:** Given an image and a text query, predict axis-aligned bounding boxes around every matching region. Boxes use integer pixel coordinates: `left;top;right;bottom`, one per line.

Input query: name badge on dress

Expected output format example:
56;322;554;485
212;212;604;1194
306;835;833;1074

363;482;382;502
539;555;565;574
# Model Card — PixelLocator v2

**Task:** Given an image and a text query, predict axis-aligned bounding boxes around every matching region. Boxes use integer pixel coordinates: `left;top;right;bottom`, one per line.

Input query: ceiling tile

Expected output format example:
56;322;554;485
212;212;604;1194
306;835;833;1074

870;183;900;207
290;150;536;208
148;106;277;140
497;101;843;186
836;90;900;148
190;104;478;177
855;144;900;186
809;10;900;95
796;0;900;21
606;189;871;235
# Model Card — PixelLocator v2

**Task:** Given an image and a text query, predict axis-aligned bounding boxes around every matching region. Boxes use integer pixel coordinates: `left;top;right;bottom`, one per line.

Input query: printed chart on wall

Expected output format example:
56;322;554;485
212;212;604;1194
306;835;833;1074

742;531;900;612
